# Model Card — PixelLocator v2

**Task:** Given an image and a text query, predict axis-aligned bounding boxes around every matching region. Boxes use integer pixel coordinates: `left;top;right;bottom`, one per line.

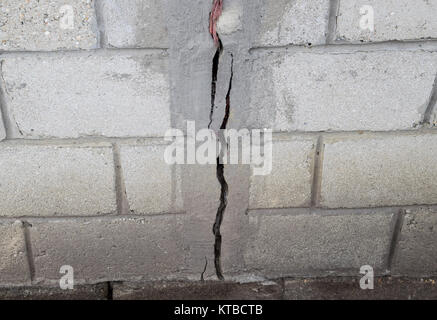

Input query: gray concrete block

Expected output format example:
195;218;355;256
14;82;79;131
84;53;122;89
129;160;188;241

29;216;188;284
337;0;437;43
113;281;282;300
98;0;168;48
0;144;116;216
244;210;393;277
252;0;330;46
249;51;437;132
0;283;108;300
0;0;97;51
0;221;31;285
120;143;183;215
249;136;316;209
1;53;171;138
284;277;437;300
392;207;437;276
321;134;437;208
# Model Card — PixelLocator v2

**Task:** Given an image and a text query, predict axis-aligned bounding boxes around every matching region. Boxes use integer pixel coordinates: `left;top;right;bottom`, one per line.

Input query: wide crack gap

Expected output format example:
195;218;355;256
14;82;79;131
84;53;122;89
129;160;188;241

207;0;234;281
213;55;233;280
208;40;223;129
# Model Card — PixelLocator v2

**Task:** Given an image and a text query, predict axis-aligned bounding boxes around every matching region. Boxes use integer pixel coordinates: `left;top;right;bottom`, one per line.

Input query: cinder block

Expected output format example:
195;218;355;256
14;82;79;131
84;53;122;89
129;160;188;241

98;0;168;48
0;221;31;285
29;216;188;283
249;136;316;209
120;143;183;215
392;207;437;275
1;53;171;138
244;210;393;277
0;145;116;216
0;0;97;51
249;51;437;131
252;0;330;46
337;0;437;43
321;134;437;208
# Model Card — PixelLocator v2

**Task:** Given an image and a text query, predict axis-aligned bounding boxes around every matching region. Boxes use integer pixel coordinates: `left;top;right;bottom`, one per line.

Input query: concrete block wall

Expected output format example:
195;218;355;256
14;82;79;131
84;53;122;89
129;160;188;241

0;0;436;288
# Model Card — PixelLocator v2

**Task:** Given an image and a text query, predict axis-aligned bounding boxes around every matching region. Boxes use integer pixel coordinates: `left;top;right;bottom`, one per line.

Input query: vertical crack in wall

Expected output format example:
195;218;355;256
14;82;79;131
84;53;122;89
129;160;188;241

208;0;234;280
387;209;406;272
422;73;437;127
22;221;35;283
326;0;340;44
213;55;233;280
208;40;223;129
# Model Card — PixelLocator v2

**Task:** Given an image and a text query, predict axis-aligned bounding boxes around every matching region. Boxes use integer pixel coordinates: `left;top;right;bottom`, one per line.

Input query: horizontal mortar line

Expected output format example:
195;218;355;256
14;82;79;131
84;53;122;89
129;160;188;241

247;204;437;217
0;128;436;145
249;39;437;54
270;128;437;139
0;211;187;222
0;136;172;146
0;47;168;58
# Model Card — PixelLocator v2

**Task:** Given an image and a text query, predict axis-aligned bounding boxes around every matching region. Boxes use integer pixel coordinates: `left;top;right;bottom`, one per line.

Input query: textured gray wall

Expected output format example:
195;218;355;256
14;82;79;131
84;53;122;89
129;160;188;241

0;0;436;287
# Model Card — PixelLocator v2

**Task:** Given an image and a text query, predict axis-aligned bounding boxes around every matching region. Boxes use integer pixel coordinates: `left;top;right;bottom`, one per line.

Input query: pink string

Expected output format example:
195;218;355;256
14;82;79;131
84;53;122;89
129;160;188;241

209;0;223;46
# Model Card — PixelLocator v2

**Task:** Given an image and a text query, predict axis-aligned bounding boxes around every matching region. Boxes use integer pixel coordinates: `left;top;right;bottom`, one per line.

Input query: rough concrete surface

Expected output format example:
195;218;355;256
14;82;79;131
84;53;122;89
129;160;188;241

244;210;394;277
0;284;108;300
0;144;116;217
0;221;31;285
249;51;437;132
251;0;330;46
321;134;437;208
392;207;437;276
1;53;171;138
29;216;189;284
120;143;183;215
249;136;316;209
113;281;282;300
1;278;436;300
284;277;437;300
0;0;437;296
0;0;98;51
337;0;437;43
98;0;168;48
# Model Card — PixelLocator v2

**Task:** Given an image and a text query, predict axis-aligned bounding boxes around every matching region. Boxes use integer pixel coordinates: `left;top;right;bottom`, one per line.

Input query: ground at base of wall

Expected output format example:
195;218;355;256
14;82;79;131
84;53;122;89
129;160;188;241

0;277;436;300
